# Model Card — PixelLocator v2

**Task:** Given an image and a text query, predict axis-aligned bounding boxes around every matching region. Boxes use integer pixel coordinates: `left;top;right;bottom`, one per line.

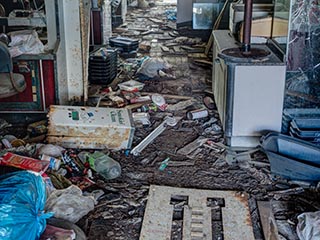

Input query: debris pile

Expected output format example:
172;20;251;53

1;1;320;240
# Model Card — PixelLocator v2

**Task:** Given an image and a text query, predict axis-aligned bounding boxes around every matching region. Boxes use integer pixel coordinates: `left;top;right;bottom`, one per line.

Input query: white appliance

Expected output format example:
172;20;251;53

212;30;286;147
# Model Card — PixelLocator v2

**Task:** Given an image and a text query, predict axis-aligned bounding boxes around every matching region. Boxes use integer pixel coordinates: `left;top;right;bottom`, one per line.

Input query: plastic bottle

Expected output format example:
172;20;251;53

159;157;170;171
90;151;121;180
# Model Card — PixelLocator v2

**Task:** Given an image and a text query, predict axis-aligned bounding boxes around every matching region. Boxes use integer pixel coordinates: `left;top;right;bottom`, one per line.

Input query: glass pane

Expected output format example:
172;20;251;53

271;0;290;52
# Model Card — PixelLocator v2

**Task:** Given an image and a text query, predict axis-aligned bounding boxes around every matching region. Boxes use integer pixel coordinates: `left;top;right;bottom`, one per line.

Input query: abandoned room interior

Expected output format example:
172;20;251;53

0;0;320;239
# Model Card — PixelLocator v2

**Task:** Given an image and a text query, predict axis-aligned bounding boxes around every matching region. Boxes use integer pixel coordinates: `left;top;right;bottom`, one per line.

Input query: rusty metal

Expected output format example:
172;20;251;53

242;0;253;53
140;185;255;240
221;47;270;60
47;105;135;150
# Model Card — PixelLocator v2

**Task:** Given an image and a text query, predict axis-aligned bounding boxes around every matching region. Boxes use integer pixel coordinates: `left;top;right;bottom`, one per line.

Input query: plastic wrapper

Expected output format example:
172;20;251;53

45;185;95;223
0;171;53;240
136;57;171;79
37;144;65;158
297;211;320;240
0;152;50;174
8;30;44;57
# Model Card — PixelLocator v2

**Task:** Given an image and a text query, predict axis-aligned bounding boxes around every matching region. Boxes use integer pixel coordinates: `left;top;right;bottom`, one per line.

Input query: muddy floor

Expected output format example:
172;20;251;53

72;2;320;240
1;1;318;239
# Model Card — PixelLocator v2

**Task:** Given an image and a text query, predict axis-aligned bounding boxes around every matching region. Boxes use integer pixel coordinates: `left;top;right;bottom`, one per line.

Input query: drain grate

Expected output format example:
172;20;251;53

140;185;255;240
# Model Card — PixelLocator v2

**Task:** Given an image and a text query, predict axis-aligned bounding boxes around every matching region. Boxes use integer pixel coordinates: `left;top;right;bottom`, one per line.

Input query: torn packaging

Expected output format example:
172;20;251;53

47;105;135;150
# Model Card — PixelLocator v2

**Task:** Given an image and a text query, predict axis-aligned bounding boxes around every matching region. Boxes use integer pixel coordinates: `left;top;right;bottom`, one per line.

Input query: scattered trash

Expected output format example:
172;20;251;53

159;157;170;171
0;171;53;240
177;136;208;156
45;185;95;223
202;117;218;128
37;144;65;158
0;152;50;173
166;99;196;112
47;105;135;150
297;211;320;240
137;103;158;113
165;9;177;21
0;118;11;130
27;120;47;136
8;29;45;57
131;116;181;156
45;217;87;240
40;224;76;240
118;79;145;91
40;154;61;171
136;57;171;79
203;96;215;110
87;151;122;180
151;94;167;111
187;108;209;120
132;112;151;126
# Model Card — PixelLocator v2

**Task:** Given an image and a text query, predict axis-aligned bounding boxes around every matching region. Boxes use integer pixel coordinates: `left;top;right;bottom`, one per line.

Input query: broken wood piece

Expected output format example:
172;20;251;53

160;45;170;52
257;201;280;240
173;46;181;52
165;42;179;47
203;143;225;153
187;148;203;159
149;18;163;24
193;59;213;67
166;99;196;112
177;136;208;156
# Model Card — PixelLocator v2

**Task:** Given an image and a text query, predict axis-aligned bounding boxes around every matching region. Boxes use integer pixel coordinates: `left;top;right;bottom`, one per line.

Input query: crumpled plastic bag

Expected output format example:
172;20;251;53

8;30;44;57
297;211;320;240
37;144;65;158
136;57;171;79
0;171;53;240
45;185;95;223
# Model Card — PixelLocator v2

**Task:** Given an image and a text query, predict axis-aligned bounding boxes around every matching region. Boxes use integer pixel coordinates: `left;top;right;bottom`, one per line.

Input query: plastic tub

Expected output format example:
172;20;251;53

260;132;320;181
290;118;320;138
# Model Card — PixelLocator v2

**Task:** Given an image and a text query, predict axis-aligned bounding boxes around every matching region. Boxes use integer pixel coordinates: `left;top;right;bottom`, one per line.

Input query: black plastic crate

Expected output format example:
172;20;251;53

88;47;118;85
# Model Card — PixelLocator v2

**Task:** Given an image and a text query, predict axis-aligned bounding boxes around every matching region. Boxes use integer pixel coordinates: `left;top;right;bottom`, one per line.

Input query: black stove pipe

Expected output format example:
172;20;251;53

242;0;253;52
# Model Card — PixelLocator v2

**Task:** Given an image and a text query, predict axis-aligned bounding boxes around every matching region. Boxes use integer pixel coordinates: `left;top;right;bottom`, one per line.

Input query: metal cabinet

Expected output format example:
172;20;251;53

212;30;286;147
0;54;56;113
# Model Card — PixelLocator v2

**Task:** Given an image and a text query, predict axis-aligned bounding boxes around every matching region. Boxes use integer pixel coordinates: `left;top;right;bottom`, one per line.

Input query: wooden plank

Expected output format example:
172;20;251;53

257;201;280;240
149;17;163;23
160;45;170;52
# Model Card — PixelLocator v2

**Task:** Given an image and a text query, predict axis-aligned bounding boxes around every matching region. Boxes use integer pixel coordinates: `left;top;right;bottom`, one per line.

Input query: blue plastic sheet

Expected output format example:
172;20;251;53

0;171;53;240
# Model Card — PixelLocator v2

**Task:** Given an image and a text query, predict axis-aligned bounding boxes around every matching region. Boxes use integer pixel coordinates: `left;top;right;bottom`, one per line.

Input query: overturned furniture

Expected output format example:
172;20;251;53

47;105;135;149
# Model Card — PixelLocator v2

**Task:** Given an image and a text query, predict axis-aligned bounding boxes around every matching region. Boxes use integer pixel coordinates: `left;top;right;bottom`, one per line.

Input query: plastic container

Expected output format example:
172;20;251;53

260;132;320;182
290;118;320;138
187;108;209;120
90;151;121;180
282;108;320;133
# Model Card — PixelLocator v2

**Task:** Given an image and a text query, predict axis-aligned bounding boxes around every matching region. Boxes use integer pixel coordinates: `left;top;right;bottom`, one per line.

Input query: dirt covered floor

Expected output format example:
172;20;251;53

1;1;320;240
78;1;320;240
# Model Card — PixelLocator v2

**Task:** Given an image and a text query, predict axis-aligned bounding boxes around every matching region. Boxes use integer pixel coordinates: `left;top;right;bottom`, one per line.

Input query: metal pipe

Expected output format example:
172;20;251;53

242;0;253;52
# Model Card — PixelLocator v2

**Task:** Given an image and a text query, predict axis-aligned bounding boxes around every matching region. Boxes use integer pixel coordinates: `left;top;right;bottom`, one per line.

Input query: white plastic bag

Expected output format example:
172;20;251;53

297;211;320;240
8;30;44;57
45;185;95;223
136;57;171;78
